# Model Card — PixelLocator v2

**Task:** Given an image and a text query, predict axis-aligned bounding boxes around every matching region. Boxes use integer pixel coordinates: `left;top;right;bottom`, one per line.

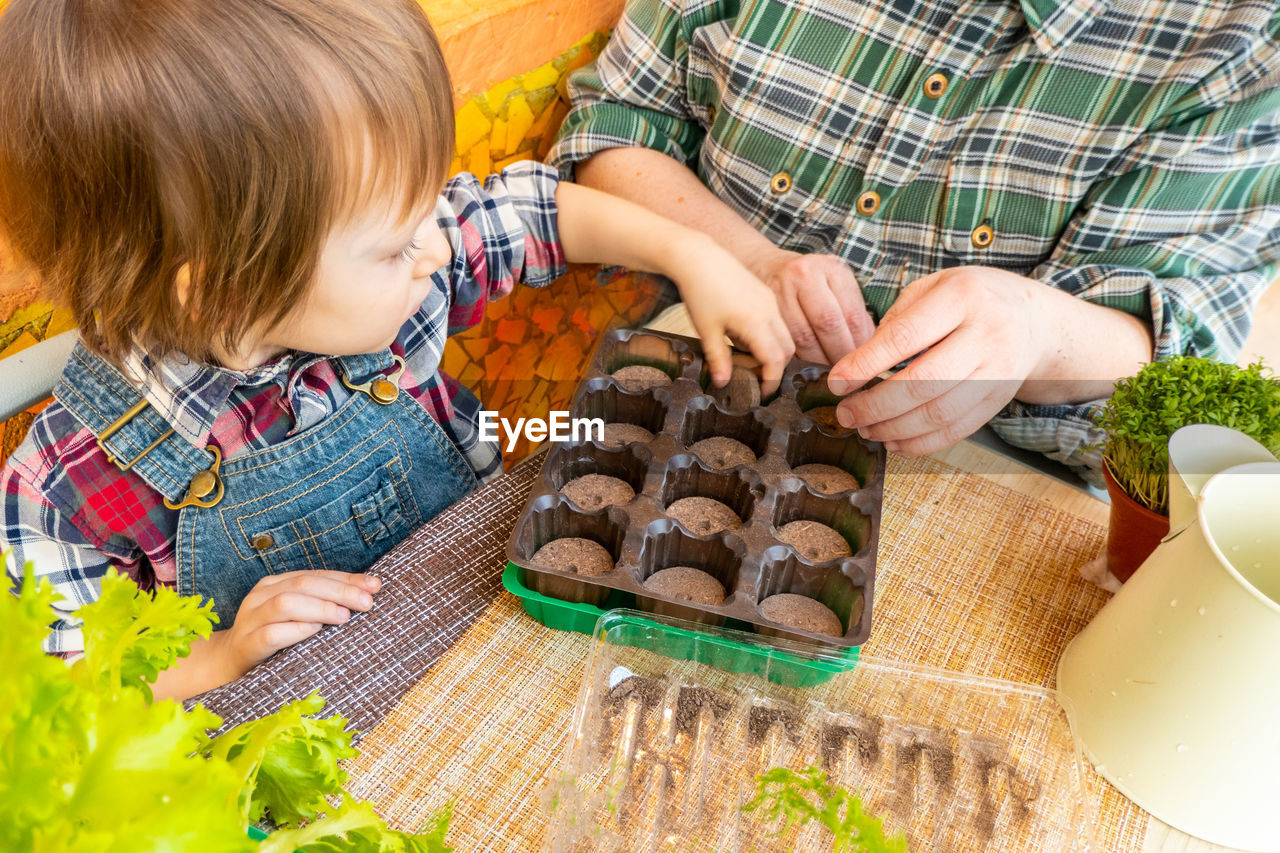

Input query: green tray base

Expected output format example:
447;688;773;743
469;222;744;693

503;562;858;687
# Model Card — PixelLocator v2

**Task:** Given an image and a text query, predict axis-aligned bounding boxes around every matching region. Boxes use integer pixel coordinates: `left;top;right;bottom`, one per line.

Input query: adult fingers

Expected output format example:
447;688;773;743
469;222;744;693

853;372;991;444
770;274;826;363
827;283;962;395
794;272;855;365
880;382;1017;456
823;259;876;350
836;331;981;430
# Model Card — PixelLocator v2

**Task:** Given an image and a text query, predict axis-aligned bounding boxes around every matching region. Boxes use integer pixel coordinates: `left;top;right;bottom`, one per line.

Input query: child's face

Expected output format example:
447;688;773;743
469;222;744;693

245;195;451;366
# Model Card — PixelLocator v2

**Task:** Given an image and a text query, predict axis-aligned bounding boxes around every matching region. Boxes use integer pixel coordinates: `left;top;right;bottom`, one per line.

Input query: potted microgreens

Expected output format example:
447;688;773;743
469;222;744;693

1094;356;1280;581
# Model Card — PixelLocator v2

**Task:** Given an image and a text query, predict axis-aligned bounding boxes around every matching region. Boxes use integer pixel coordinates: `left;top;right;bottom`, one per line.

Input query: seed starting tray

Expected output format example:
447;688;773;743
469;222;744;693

545;611;1092;852
505;329;886;648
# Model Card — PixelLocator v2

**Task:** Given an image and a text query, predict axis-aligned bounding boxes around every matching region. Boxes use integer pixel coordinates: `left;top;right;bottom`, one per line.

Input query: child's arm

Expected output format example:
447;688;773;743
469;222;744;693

555;181;794;393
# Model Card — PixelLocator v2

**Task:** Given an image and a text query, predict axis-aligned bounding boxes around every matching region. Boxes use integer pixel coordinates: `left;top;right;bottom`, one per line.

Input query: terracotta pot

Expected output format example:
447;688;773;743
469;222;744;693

1102;460;1170;582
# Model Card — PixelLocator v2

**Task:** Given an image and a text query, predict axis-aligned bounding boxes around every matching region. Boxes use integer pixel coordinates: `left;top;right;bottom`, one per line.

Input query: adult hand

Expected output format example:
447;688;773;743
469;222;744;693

749;248;876;364
827;266;1053;455
218;570;382;678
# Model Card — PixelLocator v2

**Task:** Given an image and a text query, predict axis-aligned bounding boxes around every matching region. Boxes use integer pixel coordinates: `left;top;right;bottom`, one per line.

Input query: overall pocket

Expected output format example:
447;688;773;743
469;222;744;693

243;458;414;576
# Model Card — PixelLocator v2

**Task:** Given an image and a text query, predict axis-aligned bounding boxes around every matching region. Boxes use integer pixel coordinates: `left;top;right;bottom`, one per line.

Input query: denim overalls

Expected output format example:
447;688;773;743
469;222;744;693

56;344;477;624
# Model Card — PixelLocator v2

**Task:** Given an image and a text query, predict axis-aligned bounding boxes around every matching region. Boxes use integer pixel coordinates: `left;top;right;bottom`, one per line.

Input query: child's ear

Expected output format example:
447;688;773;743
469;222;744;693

174;262;193;312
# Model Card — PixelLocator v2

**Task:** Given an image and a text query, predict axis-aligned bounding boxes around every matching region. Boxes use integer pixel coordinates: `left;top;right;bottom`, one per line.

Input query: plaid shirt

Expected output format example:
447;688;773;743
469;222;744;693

2;163;566;654
549;0;1280;475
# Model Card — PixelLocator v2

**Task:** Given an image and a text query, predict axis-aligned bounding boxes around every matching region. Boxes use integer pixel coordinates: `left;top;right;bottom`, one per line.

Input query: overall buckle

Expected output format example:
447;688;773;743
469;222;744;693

341;354;406;404
95;398;224;509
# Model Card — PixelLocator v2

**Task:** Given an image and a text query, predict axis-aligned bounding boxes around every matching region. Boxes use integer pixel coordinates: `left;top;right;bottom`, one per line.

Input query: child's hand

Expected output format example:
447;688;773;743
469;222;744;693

221;570;382;675
554;183;794;393
672;238;795;395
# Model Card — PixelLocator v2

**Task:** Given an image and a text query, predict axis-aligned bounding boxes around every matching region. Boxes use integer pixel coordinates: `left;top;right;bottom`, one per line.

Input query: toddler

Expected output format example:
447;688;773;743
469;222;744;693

0;0;792;699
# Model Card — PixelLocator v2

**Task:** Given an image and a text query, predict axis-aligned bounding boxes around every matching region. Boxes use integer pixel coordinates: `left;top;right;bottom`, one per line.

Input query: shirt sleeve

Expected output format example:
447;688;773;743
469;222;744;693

2;454;139;656
990;32;1280;482
437;161;569;336
547;0;729;179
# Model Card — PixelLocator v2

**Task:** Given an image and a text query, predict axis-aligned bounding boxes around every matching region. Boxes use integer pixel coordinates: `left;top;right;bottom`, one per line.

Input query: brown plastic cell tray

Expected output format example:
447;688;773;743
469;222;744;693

505;329;884;647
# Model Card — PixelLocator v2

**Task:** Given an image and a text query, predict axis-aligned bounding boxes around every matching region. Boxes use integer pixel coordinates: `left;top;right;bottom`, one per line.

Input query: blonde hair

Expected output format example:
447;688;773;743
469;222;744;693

0;0;454;364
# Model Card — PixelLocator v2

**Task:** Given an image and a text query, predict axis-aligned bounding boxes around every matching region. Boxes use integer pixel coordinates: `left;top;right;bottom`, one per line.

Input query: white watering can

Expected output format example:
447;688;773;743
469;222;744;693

1058;424;1280;852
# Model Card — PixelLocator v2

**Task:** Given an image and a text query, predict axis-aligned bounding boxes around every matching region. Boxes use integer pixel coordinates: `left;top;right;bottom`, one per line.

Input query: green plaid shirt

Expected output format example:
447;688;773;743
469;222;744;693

549;0;1280;478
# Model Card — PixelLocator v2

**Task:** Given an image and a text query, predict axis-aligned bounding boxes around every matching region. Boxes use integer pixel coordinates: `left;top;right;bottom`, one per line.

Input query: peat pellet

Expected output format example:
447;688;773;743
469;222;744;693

690;436;755;470
805;405;853;434
793;463;860;495
776;520;852;562
611;365;672;393
561;474;635;511
644;566;727;606
599;422;654;448
709;365;761;411
759;593;844;637
532;538;614;576
666;496;742;535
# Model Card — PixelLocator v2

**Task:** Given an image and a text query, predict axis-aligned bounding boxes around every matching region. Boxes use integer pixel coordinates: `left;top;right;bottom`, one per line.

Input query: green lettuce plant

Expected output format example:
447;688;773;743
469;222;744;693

0;563;452;853
1096;356;1280;513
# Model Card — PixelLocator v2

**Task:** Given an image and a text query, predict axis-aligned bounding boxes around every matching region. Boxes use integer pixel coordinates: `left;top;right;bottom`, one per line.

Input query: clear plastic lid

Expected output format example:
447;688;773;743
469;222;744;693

545;610;1092;852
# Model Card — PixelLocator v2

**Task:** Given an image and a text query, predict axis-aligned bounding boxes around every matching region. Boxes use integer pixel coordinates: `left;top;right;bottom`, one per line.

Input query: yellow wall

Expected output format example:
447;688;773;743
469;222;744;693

0;0;634;463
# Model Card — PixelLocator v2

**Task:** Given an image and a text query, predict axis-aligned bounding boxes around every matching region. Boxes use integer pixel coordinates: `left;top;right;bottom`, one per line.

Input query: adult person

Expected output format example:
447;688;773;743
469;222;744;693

549;0;1280;479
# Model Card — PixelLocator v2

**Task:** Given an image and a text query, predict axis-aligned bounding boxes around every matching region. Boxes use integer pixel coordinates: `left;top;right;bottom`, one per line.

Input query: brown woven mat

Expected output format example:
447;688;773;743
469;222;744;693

344;454;1149;851
188;458;542;734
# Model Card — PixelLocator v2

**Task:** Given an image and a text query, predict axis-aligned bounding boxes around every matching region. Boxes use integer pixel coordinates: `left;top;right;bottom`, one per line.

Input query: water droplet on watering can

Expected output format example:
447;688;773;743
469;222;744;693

1231;544;1241;552
1169;599;1178;607
1176;744;1188;753
1198;606;1206;615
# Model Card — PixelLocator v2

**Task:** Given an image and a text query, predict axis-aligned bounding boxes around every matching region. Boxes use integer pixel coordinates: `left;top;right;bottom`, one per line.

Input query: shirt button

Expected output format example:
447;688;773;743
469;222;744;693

770;171;792;194
252;533;275;551
923;72;949;99
856;190;882;216
971;222;995;248
707;105;717;125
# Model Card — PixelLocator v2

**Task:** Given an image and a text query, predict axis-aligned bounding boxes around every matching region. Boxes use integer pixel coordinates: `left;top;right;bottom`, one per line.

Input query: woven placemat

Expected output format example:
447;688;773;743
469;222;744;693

188;459;541;734
344;454;1148;851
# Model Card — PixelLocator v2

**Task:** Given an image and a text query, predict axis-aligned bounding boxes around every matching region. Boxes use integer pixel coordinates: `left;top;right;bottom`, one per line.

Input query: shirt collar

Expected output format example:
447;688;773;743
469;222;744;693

119;347;309;449
1019;0;1113;54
